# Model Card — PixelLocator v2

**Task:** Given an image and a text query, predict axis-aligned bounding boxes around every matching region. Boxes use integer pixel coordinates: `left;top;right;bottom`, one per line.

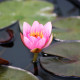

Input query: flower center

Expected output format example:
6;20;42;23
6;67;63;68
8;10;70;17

30;32;43;38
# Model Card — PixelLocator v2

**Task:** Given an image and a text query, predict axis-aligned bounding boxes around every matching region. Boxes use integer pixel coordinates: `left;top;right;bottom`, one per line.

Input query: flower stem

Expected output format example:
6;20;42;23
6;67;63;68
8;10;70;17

33;53;39;63
33;62;38;75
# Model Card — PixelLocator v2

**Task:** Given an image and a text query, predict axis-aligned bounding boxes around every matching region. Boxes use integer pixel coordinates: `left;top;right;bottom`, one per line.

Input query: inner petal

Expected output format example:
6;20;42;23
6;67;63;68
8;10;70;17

31;21;40;32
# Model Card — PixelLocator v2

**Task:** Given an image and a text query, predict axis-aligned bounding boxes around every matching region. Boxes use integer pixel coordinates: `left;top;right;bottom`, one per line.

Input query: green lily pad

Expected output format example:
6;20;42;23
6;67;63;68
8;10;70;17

0;1;54;29
40;57;80;77
42;42;80;60
0;66;38;80
53;18;80;40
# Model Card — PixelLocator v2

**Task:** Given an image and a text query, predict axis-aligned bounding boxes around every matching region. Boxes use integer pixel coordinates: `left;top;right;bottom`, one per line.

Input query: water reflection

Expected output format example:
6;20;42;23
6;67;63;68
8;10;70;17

0;42;14;48
0;29;14;45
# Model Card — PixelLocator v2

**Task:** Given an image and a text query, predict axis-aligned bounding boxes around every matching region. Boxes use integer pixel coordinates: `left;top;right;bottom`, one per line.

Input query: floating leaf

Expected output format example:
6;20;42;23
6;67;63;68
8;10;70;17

0;1;54;28
40;57;80;77
42;42;80;60
53;18;80;40
0;66;38;80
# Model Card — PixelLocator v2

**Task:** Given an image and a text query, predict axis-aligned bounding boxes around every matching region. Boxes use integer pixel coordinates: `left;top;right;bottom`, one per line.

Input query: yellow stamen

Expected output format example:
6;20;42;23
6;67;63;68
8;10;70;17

36;32;37;34
41;32;42;35
38;32;39;36
41;34;43;38
33;32;35;36
30;32;32;36
30;31;43;38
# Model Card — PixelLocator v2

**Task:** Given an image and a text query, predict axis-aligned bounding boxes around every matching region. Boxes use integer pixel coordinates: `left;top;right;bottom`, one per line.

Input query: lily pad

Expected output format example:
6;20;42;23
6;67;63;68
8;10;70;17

0;0;54;29
42;42;80;60
0;66;38;80
40;57;80;77
53;18;80;40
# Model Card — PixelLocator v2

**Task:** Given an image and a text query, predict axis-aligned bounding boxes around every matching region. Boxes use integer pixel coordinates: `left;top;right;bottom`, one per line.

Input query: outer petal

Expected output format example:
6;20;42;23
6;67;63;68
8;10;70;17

43;34;53;48
43;22;52;38
23;22;31;36
20;33;33;49
31;21;40;32
28;36;38;44
36;37;46;49
27;36;41;49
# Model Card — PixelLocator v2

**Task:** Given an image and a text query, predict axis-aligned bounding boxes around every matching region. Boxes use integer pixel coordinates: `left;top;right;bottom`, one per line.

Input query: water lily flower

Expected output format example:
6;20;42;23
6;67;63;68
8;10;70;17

20;21;53;62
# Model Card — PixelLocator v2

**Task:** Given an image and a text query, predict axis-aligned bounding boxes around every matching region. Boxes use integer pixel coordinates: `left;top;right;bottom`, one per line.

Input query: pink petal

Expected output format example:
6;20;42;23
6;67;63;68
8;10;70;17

20;33;33;49
36;37;46;49
43;22;52;38
28;36;38;44
38;24;44;32
23;36;33;49
27;36;41;49
29;36;45;49
37;36;41;40
31;21;40;32
44;34;53;48
23;22;31;37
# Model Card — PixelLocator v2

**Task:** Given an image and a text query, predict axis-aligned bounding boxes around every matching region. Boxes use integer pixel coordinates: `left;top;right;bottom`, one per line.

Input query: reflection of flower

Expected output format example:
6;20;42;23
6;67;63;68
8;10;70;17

20;21;53;53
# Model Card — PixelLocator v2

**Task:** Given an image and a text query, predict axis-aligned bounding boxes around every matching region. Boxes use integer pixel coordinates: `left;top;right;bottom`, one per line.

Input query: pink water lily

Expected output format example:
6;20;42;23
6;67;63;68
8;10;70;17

20;21;53;53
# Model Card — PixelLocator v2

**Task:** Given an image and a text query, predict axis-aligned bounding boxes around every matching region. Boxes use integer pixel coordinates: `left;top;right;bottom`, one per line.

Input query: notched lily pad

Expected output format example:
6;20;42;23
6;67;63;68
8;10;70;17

0;66;38;80
42;42;80;60
40;57;80;77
